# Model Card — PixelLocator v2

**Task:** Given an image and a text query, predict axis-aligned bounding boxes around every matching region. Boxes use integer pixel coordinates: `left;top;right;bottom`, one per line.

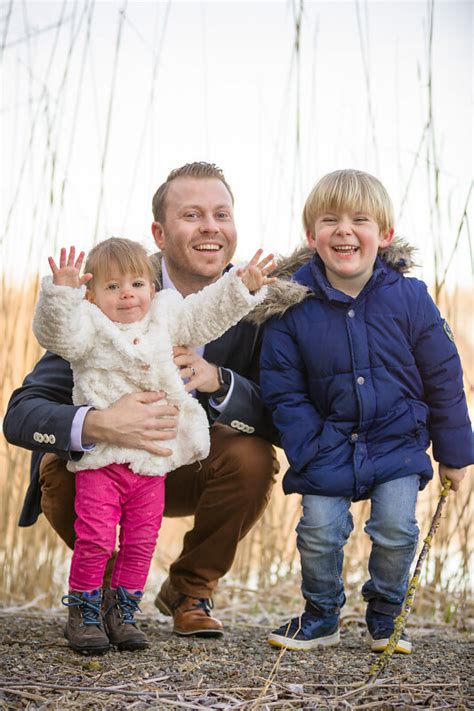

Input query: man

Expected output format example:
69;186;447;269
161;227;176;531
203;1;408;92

3;162;279;638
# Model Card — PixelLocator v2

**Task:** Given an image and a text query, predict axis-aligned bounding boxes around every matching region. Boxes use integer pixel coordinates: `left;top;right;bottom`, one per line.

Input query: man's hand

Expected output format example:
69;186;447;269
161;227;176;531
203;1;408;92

439;463;468;492
48;246;93;288
173;347;221;394
83;391;178;456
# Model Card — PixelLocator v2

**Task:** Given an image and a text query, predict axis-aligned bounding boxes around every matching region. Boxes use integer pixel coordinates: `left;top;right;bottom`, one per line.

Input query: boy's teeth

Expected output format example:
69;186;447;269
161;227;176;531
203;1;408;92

333;246;357;252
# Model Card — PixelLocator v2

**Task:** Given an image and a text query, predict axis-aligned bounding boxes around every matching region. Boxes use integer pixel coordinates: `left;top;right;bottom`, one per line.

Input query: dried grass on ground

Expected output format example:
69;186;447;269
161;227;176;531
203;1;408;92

0;583;472;710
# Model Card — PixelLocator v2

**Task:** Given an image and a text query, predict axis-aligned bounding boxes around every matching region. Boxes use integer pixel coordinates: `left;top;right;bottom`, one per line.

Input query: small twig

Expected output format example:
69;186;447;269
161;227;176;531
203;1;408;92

366;479;452;684
0;687;48;702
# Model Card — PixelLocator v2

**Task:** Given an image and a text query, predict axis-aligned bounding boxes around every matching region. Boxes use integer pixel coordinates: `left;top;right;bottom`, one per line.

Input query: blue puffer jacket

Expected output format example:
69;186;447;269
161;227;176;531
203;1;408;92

260;254;472;500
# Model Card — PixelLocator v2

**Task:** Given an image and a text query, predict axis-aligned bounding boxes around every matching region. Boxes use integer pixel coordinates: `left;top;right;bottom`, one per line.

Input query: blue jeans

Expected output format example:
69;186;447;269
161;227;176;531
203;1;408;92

296;475;420;616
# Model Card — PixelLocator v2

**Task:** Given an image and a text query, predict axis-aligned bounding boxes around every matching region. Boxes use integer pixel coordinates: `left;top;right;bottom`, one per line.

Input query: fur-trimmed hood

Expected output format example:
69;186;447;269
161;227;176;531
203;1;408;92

246;236;416;325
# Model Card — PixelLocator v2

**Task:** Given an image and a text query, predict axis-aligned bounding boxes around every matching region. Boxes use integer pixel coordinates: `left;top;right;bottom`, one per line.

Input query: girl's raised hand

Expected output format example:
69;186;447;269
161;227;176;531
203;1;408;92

48;247;92;288
236;249;276;294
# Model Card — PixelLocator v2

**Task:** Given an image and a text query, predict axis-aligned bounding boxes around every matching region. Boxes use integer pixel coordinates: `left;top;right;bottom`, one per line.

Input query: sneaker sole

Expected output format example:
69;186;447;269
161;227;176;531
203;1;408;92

268;629;340;651
370;636;412;654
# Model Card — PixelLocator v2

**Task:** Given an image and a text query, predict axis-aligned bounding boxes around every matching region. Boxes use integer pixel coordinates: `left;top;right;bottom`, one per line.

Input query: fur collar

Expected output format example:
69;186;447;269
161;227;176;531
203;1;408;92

246;236;417;325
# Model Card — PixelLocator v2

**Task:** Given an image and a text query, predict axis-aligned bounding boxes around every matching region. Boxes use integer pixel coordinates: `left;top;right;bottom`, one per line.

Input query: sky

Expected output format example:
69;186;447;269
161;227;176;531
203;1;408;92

1;0;473;288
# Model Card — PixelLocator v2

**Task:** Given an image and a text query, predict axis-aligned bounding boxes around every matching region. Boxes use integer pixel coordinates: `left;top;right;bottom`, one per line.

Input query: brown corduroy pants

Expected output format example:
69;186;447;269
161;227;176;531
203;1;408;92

39;423;279;597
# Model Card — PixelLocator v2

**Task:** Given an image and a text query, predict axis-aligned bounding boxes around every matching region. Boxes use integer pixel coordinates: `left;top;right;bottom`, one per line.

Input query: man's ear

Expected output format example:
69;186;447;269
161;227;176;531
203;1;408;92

379;228;395;249
151;221;166;250
306;229;318;250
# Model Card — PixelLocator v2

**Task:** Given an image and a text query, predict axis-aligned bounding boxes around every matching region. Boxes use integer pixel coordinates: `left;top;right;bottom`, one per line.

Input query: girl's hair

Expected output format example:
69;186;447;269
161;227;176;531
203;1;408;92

84;238;155;289
303;169;394;234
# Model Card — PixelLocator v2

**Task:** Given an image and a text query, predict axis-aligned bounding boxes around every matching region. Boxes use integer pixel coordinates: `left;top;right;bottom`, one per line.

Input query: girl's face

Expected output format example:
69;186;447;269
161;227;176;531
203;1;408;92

87;270;155;323
307;210;394;297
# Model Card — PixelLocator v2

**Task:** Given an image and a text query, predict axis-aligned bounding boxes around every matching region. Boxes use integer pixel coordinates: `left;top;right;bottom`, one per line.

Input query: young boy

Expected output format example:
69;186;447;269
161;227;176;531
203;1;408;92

260;169;472;654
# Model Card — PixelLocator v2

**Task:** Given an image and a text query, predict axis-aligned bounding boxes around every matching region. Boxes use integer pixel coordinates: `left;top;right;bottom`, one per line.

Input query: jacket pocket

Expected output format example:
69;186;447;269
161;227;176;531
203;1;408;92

408;400;430;448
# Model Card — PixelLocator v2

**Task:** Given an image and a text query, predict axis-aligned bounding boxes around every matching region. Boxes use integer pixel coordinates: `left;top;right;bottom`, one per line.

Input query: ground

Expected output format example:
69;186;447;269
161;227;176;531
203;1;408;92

0;602;472;710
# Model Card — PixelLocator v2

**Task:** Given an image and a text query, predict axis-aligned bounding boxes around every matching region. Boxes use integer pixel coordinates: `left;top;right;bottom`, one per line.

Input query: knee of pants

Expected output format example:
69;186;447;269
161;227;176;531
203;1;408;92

215;435;278;501
296;511;354;552
365;513;419;549
39;454;76;550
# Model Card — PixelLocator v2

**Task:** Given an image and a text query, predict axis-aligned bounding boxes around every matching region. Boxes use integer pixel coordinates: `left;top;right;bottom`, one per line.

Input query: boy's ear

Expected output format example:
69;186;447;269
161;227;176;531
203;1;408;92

379;228;395;248
306;229;318;250
151;221;166;250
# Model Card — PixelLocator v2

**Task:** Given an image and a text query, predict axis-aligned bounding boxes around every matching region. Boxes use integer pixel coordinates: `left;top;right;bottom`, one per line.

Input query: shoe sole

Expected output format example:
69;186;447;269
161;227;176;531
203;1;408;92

370;635;412;654
268;629;340;651
174;627;224;638
116;640;149;651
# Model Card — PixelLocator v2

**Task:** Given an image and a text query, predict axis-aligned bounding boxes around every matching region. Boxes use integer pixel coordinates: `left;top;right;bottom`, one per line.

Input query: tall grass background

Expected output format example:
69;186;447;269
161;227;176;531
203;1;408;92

1;1;472;617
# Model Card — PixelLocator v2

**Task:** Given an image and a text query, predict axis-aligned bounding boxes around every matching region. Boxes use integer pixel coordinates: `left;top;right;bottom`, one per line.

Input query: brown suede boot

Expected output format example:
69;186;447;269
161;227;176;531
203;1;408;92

103;587;149;651
154;578;224;638
62;590;110;655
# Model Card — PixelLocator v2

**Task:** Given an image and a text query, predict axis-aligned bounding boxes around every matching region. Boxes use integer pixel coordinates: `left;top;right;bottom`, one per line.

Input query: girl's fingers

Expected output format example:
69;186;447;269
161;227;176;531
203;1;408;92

59;247;67;268
67;246;76;267
80;273;93;286
75;250;86;270
247;249;263;266
48;256;58;274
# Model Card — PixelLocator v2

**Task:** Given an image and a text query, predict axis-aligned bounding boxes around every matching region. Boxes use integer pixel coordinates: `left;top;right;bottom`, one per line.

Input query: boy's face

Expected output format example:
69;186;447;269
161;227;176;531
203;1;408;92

87;269;155;323
306;210;394;297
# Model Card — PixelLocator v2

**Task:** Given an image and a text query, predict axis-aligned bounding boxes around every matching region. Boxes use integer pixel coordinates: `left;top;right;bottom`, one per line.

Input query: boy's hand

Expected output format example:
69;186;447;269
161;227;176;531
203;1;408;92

236;249;276;294
48;246;92;288
439;463;468;492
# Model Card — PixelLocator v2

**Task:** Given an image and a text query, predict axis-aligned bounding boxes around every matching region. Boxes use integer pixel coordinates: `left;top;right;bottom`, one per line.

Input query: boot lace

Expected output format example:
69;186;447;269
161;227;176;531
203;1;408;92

192;598;213;616
61;593;101;626
116;587;142;625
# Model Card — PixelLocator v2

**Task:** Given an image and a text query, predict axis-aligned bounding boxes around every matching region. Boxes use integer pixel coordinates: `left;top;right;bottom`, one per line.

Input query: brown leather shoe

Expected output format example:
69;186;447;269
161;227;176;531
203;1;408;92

155;578;224;638
103;587;149;651
62;590;110;655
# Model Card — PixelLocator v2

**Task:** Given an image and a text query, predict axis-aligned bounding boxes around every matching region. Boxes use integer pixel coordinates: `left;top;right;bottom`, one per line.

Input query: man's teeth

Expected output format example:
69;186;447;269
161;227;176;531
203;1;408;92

194;244;221;251
333;246;358;253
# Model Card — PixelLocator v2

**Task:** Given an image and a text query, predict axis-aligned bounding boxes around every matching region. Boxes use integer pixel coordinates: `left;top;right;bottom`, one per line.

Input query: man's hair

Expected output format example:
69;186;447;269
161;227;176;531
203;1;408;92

84;237;155;289
152;162;234;223
303;169;394;235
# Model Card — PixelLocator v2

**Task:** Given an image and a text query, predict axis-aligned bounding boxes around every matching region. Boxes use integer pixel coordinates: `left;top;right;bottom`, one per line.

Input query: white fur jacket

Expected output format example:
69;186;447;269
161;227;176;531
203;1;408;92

32;271;267;476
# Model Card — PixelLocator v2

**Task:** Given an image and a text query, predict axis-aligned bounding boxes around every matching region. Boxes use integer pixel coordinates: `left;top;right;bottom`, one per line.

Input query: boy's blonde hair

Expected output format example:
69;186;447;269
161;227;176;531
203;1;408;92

303;169;394;235
84;238;155;290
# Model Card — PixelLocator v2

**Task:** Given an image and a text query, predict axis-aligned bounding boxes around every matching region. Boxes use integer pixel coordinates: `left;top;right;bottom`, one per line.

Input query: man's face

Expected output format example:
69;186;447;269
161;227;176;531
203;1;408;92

152;177;237;291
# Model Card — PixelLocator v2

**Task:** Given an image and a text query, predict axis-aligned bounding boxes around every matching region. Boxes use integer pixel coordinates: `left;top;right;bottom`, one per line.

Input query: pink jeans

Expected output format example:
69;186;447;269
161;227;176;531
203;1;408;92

69;463;166;592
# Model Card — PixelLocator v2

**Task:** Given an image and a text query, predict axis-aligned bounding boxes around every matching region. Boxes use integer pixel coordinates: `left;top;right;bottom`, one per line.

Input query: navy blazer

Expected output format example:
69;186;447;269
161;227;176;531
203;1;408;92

4;317;276;526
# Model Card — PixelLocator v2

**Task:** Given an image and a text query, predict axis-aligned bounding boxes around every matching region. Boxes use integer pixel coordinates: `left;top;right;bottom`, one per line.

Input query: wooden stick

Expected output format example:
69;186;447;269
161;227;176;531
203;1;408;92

366;479;452;684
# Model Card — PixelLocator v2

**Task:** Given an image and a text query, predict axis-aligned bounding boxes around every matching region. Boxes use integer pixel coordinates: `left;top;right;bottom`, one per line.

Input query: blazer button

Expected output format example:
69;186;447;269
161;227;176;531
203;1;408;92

49;434;56;444
356;376;365;385
36;433;44;443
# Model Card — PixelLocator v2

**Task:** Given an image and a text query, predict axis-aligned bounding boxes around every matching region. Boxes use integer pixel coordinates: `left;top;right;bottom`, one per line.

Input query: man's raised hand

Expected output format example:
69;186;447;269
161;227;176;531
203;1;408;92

48;246;93;288
236;249;276;293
